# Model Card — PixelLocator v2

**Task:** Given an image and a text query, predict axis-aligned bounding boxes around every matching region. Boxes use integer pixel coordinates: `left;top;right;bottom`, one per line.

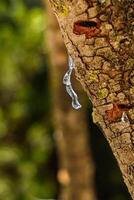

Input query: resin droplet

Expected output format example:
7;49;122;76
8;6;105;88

66;85;81;109
63;56;82;110
121;112;129;123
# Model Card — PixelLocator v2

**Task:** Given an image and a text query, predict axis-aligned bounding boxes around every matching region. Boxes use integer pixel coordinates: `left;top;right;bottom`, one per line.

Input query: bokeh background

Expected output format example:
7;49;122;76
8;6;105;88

0;0;131;199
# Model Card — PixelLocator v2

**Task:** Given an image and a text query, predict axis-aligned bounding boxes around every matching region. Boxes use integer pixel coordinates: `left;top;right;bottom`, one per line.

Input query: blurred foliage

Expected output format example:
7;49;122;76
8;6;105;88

0;0;57;199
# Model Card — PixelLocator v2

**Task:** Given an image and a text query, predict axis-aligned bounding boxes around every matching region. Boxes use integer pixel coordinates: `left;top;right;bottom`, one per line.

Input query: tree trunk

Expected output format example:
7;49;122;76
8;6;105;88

48;0;134;199
45;2;96;200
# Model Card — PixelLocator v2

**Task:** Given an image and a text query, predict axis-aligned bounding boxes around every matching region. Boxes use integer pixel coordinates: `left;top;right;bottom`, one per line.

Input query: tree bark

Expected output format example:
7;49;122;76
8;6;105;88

48;0;134;199
45;2;96;200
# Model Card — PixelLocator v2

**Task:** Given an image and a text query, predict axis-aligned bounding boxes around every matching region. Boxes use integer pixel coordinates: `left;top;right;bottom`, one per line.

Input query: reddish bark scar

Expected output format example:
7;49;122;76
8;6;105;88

105;103;128;122
73;20;101;38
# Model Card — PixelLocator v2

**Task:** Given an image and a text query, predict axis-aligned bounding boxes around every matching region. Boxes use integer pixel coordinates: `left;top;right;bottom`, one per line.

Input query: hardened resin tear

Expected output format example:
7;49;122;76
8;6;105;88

63;56;82;110
121;112;129;123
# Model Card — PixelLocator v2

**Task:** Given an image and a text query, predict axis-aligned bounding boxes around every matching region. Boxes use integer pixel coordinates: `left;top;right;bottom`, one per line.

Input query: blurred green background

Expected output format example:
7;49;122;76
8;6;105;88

0;0;57;199
0;0;131;199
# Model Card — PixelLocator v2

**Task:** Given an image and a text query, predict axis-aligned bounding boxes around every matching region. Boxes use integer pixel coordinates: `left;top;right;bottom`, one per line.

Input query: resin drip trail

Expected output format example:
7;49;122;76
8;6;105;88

63;56;82;109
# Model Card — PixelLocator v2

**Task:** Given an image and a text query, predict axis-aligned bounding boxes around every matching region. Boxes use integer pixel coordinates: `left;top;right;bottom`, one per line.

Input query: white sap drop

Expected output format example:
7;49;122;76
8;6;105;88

66;85;82;109
121;112;129;123
63;56;82;110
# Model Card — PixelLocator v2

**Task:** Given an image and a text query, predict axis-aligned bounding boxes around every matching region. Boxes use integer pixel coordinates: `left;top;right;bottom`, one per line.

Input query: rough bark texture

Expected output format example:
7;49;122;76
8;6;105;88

45;2;96;200
48;0;134;199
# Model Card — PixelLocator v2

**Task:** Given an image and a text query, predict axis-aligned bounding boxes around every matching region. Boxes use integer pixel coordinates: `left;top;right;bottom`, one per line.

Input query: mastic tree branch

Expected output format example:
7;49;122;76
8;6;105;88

48;0;134;198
